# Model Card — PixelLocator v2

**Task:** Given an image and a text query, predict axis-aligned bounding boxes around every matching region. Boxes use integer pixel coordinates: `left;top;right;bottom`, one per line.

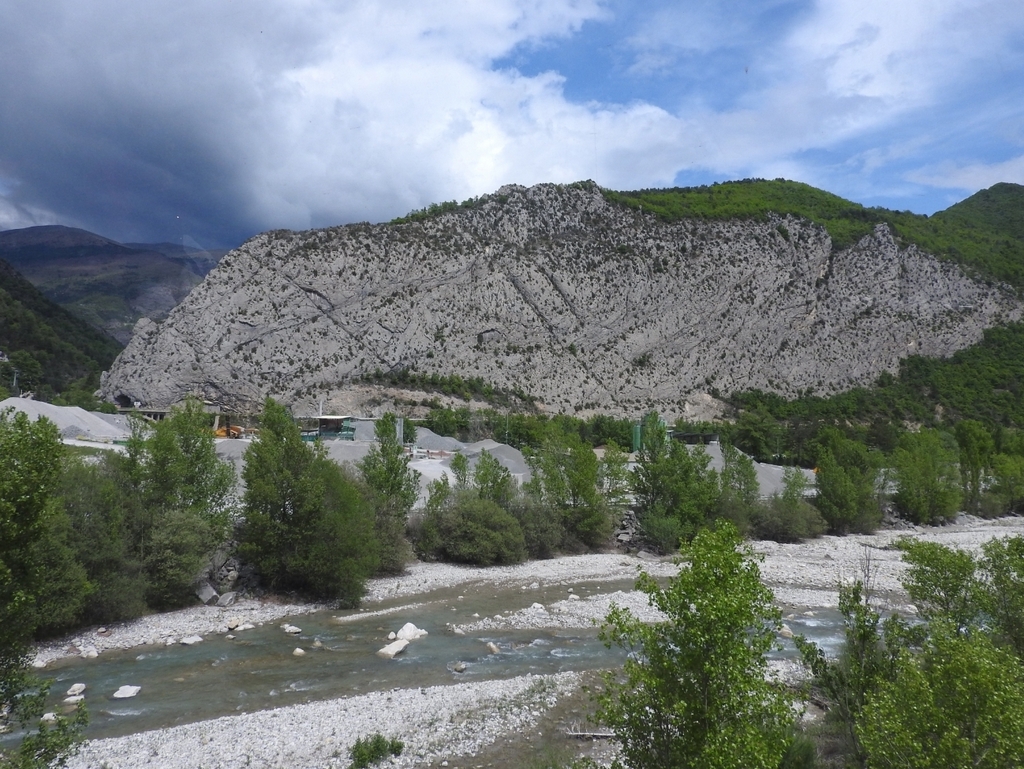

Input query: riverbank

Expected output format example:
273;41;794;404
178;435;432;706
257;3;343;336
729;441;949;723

42;515;1024;769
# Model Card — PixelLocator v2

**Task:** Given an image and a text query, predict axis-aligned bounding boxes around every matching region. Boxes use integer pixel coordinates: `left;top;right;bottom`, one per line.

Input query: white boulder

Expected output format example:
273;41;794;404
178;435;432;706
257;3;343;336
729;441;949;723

66;683;86;696
396;622;428;641
112;685;141;699
281;624;302;634
180;635;204;646
376;640;410;659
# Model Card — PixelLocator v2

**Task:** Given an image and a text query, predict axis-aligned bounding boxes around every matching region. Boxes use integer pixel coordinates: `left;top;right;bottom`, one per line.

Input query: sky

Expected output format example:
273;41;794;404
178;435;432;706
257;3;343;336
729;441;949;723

1;0;1022;249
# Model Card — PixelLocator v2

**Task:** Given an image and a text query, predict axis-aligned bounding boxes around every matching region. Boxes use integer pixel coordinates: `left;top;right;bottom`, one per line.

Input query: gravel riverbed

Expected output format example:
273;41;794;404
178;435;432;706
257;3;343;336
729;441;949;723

41;516;1024;769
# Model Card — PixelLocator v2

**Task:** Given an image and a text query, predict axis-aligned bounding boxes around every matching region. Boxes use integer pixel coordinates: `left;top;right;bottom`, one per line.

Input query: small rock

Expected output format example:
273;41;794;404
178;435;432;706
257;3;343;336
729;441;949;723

63;695;84;706
313;639;323;648
452;662;467;673
31;658;47;669
96;627;108;635
568;593;580;601
292;648;306;657
486;642;500;654
530;603;546;611
452;627;465;636
387;631;396;641
216;592;237;608
226;617;241;630
235;623;255;632
41;712;57;724
281;624;302;634
225;634;236;640
66;683;86;696
112;685;141;699
779;624;794;639
180;635;204;646
165;638;177;646
376;640;410;659
80;646;99;659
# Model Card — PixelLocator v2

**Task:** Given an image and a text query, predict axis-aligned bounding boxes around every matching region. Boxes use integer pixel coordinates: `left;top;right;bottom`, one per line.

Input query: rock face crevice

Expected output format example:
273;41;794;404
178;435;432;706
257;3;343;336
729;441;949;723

100;182;1023;417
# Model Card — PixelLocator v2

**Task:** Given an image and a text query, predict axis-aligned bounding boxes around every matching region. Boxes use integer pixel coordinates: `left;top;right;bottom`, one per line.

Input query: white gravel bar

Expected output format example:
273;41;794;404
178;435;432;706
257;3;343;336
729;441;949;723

67;673;580;769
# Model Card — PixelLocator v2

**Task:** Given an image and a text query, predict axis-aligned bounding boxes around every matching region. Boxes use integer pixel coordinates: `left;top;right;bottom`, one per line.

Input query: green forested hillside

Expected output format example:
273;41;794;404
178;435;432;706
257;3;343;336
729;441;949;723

0;257;123;399
605;180;1024;291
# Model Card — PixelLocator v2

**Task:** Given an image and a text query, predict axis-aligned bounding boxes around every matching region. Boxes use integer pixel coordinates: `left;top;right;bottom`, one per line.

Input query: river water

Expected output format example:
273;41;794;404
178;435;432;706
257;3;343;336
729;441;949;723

16;580;845;745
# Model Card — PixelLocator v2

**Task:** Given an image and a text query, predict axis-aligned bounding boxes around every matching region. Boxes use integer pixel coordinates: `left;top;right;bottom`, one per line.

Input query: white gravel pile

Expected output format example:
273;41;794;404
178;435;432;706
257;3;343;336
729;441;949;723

0;398;129;442
67;672;581;769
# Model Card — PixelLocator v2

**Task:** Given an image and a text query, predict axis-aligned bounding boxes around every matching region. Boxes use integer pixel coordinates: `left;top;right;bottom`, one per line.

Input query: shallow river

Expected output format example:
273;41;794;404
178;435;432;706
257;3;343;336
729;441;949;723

19;580;845;743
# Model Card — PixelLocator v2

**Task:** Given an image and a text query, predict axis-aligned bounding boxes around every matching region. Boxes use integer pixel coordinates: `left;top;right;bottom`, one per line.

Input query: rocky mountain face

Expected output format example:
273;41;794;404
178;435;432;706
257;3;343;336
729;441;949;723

100;182;1023;418
0;225;228;344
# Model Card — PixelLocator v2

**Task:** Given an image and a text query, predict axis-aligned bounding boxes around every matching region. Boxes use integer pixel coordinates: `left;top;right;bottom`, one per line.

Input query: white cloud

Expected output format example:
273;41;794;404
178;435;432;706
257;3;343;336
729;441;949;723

907;154;1024;190
0;0;1022;241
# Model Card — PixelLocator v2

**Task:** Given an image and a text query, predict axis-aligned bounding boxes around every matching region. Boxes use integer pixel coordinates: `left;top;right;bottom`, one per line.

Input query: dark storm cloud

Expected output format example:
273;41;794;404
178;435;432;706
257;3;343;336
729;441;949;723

1;1;1022;247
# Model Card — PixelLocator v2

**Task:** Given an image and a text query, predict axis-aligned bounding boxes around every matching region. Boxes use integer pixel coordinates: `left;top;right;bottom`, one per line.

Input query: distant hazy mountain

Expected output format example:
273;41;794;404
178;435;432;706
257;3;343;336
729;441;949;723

0;255;122;397
100;180;1024;419
0;225;229;343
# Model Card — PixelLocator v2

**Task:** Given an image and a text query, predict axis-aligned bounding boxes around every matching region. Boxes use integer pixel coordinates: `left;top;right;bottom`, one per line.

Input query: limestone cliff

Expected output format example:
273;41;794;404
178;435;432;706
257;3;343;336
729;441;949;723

100;182;1023;417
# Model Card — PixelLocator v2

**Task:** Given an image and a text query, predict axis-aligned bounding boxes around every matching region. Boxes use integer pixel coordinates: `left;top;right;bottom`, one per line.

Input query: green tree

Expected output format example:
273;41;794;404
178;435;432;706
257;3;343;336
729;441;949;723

631;413;718;551
0;409;86;767
895;539;985;630
241;399;378;602
796;581;909;767
598;441;632;525
526;427;611;550
893;429;962;524
813;428;880;534
717;441;760;531
982;535;1024;657
359;413;420;574
596;522;795;769
58;456;147;625
985;452;1024;516
858;622;1024;769
114;399;236;608
955;419;995;514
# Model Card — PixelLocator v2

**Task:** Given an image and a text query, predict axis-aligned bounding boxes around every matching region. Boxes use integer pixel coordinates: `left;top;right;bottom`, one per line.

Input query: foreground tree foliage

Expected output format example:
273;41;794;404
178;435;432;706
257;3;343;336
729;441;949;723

597;523;795;769
857;622;1024;769
800;535;1024;768
0;409;86;767
241;398;378;603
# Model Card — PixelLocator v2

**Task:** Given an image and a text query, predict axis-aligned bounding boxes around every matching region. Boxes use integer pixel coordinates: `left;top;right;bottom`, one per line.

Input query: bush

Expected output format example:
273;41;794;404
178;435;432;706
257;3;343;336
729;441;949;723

421;491;526;566
751;468;826;543
348;733;403;768
508;493;563;559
